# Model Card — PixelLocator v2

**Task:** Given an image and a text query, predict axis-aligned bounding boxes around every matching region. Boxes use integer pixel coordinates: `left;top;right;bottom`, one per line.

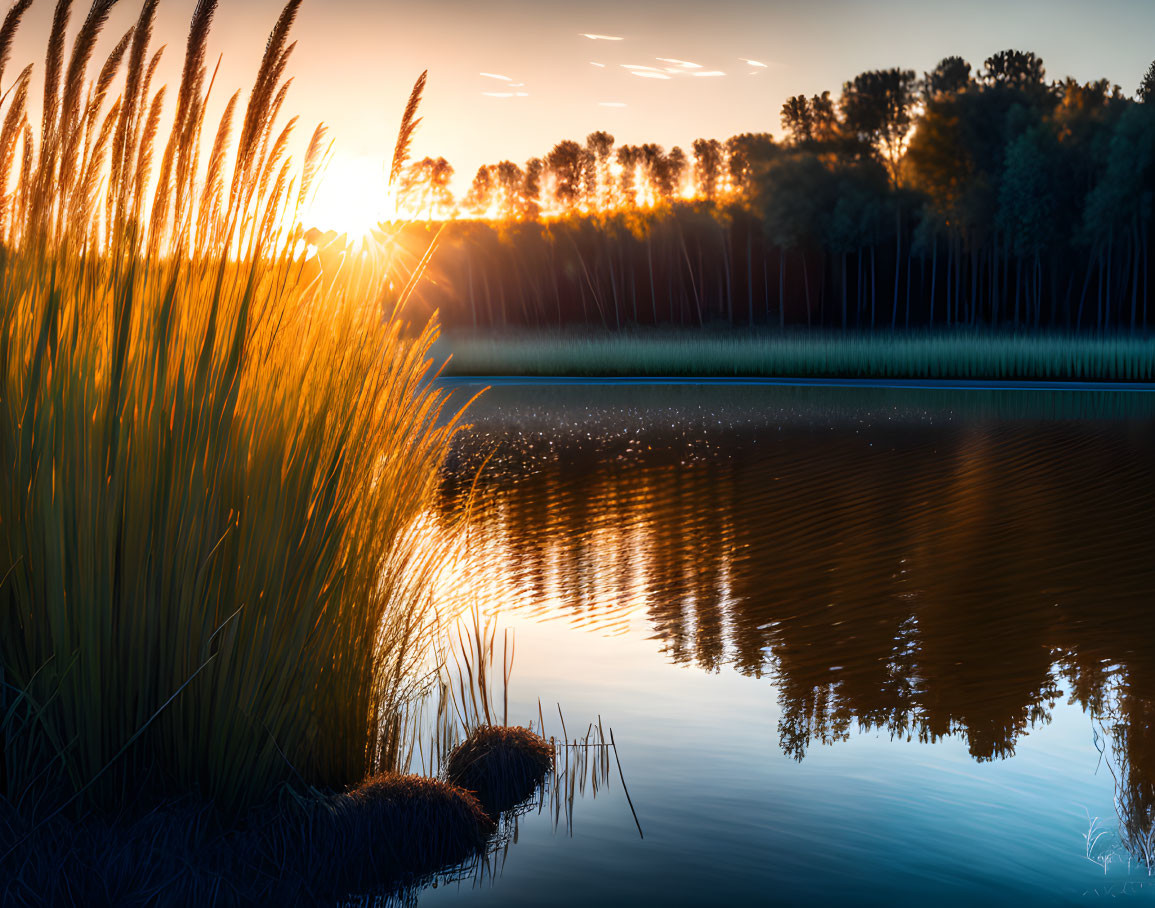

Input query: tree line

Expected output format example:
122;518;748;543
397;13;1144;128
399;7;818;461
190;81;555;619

383;50;1155;333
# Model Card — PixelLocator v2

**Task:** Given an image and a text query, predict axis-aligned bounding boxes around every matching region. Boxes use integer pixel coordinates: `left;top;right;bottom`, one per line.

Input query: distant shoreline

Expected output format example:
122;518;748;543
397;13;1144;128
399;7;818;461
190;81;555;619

434;331;1155;384
439;375;1155;392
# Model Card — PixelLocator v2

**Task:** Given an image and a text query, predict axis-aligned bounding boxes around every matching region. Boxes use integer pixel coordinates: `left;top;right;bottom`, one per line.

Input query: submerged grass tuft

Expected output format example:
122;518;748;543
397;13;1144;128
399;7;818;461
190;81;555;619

444;725;553;815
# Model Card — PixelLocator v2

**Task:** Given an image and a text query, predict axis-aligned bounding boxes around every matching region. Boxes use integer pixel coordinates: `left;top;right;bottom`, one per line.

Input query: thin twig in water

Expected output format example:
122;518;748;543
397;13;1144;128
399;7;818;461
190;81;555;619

610;728;643;839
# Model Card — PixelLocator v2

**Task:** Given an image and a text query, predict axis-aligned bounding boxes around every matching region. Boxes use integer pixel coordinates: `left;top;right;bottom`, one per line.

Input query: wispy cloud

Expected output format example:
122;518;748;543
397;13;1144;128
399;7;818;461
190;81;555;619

481;72;529;97
582;33;623;41
657;57;701;70
692;70;726;78
622;64;664;72
740;58;768;68
630;71;672;80
590;62;607;68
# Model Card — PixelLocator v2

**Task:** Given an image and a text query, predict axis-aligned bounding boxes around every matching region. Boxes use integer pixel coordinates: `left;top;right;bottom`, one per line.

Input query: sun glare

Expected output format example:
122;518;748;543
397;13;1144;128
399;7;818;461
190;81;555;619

302;154;396;239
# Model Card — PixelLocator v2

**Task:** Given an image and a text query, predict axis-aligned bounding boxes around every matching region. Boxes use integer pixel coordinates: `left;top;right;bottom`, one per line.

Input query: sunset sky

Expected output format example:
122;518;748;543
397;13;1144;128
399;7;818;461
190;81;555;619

8;0;1155;233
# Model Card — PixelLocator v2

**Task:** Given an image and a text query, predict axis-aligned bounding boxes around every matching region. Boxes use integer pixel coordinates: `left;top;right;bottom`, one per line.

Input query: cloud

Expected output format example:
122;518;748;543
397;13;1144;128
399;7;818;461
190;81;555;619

479;72;512;81
741;58;768;68
590;62;606;68
582;33;623;41
622;64;664;72
691;71;726;77
656;58;702;70
630;71;672;80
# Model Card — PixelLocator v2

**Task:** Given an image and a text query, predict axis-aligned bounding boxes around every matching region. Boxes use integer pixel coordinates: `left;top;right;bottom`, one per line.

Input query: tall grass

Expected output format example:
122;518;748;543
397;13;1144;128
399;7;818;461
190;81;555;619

440;330;1155;382
0;0;463;813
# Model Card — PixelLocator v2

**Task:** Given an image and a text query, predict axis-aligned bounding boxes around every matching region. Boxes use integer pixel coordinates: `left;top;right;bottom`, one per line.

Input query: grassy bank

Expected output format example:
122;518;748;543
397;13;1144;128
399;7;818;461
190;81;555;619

438;330;1155;382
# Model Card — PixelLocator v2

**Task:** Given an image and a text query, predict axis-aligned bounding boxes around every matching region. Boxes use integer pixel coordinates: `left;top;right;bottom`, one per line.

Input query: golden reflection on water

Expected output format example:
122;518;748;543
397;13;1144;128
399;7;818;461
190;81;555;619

432;387;1155;846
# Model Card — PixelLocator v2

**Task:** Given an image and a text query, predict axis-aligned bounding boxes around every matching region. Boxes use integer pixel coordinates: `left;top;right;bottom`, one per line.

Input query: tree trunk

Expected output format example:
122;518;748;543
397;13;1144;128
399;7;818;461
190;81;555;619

802;250;812;328
746;228;754;327
647;237;657;325
991;230;999;325
1014;257;1022;328
870;245;877;329
905;249;913;329
945;241;953;327
841;251;847;331
467;254;478;329
779;248;785;329
1131;217;1140;331
856;248;863;327
929;240;937;327
892;205;901;330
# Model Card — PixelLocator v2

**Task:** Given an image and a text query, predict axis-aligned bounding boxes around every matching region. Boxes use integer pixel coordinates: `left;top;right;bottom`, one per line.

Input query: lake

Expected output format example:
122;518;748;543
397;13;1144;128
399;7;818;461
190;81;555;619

415;380;1155;906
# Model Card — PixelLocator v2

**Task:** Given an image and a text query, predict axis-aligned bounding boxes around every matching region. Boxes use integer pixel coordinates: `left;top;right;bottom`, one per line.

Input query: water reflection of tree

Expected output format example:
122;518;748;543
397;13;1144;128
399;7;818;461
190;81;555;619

439;415;1154;780
1062;659;1155;865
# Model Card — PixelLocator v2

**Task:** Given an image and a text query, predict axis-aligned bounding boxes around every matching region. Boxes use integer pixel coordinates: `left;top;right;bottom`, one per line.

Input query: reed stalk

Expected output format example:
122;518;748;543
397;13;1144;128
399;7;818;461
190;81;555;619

0;0;463;814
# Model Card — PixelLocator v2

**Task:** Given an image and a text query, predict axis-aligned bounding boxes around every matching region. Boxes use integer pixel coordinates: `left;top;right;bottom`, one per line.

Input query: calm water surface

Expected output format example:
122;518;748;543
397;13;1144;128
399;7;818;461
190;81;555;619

418;382;1155;906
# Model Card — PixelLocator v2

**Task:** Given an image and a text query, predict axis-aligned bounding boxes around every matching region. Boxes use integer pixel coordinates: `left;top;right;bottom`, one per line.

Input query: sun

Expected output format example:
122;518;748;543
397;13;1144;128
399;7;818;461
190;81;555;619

301;154;397;239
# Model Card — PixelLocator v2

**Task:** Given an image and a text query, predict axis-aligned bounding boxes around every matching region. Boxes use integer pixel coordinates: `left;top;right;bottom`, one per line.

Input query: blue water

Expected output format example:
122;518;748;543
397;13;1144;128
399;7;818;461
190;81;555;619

416;382;1155;906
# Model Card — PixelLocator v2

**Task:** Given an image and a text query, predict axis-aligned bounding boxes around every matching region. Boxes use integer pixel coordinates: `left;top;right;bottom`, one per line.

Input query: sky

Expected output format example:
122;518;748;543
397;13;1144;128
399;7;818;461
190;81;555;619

7;0;1155;234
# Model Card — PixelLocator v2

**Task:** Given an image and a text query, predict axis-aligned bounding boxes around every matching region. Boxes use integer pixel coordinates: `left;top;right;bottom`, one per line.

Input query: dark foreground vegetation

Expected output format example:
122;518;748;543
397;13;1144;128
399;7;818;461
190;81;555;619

1;773;492;905
1;721;556;905
0;0;563;903
389;51;1155;339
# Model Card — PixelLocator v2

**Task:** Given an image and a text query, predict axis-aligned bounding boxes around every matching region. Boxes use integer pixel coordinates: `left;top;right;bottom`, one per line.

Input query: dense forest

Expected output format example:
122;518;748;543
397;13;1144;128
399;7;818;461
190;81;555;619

358;50;1155;333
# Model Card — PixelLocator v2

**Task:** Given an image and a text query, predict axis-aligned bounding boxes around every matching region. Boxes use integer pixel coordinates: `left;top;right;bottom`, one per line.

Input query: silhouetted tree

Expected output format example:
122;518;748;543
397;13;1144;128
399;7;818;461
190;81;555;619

924;56;972;99
464;165;494;216
585;131;615;207
781;95;815;145
1080;104;1155;329
398;156;454;218
547;140;585;209
982;49;1046;92
840;68;918;185
726;133;777;192
810;91;839;141
692;138;724;199
998;125;1060;325
492;160;526;219
663;146;688;200
616;144;643;206
1140;61;1155;103
524;157;544;216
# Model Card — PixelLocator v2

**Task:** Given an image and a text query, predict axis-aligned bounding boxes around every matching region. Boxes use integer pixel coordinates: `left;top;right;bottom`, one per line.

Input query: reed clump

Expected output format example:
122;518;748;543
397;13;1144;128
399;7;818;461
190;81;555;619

244;773;495;898
0;0;464;824
444;725;553;815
